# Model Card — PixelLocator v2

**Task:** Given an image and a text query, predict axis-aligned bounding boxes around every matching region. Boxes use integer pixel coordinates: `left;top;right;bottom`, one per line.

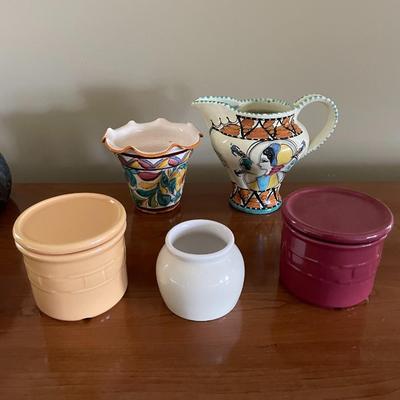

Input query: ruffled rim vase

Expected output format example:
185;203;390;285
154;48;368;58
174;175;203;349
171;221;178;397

103;118;201;213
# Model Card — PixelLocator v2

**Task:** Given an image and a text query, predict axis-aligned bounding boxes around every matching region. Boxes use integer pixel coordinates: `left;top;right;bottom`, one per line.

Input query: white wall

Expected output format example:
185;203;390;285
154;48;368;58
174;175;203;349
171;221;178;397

0;0;399;183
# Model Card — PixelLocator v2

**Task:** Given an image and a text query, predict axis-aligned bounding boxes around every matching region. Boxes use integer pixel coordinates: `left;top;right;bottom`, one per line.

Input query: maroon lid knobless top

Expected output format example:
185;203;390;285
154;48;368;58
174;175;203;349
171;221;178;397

282;187;394;245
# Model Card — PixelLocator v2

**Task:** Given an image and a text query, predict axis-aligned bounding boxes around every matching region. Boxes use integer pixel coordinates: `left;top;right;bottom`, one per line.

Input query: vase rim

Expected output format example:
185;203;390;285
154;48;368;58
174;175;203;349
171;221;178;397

102;118;201;157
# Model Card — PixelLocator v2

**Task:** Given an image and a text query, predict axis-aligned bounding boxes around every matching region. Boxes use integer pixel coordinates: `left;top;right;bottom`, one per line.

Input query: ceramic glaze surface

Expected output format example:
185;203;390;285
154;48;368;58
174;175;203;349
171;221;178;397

156;219;245;321
119;149;191;212
279;187;393;308
13;193;128;321
193;95;338;214
280;222;386;309
103;118;201;213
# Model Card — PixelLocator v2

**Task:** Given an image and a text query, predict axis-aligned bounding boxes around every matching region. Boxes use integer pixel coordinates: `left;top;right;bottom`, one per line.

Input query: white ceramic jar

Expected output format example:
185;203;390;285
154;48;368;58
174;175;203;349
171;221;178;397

156;219;245;321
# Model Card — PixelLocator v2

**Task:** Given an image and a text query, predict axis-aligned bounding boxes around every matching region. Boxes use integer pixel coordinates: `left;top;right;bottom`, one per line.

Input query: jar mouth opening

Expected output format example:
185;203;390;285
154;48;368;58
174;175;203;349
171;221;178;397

165;219;234;260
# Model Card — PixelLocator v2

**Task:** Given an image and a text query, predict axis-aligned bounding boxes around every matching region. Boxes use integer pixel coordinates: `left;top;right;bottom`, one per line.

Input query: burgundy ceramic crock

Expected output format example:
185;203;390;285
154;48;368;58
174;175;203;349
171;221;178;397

279;187;394;308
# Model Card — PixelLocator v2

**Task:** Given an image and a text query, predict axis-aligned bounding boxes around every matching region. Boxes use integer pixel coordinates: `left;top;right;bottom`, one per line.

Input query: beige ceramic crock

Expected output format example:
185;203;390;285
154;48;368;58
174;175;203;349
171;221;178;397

13;193;128;321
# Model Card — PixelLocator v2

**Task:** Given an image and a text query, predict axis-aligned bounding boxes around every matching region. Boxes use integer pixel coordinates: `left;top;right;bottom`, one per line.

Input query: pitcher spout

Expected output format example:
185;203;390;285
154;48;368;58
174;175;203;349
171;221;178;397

193;96;241;108
192;96;239;126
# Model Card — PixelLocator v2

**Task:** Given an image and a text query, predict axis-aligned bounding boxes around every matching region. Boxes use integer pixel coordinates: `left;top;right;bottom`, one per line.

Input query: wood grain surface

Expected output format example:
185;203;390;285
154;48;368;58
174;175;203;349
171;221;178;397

0;182;399;399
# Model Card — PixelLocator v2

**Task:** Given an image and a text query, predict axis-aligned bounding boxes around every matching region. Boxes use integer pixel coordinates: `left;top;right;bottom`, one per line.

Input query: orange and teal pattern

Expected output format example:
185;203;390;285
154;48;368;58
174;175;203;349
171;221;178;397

229;183;282;214
212;115;302;141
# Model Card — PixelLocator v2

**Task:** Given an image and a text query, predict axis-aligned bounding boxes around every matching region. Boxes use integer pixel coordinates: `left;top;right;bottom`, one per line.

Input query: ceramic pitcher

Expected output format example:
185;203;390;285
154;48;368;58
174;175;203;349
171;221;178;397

103;118;201;213
193;95;338;214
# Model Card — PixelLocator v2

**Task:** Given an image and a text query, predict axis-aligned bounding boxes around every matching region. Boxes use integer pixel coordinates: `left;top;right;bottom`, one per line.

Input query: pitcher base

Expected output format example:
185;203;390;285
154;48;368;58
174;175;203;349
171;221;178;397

229;184;282;215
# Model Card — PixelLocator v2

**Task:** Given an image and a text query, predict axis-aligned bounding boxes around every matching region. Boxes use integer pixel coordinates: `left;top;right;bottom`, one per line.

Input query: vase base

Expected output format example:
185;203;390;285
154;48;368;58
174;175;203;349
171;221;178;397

229;184;282;215
135;202;180;214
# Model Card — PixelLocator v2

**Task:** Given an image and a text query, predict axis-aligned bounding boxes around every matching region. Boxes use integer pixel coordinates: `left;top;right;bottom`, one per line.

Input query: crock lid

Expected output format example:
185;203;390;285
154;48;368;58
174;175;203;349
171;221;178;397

282;187;394;245
13;193;126;255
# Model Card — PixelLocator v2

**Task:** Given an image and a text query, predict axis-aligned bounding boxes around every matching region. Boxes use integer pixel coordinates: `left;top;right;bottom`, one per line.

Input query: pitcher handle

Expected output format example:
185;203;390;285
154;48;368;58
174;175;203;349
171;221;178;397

294;94;338;155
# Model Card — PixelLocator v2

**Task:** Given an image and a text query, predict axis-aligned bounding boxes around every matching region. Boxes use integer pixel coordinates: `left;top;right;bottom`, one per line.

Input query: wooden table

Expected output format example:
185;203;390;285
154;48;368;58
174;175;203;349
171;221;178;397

1;182;399;399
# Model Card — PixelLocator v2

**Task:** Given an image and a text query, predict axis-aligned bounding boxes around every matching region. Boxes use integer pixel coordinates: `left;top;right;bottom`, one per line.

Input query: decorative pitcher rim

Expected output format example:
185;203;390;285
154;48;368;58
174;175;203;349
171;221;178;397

193;96;299;119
